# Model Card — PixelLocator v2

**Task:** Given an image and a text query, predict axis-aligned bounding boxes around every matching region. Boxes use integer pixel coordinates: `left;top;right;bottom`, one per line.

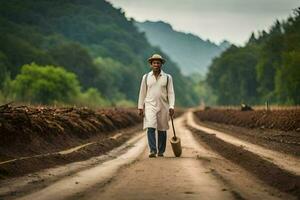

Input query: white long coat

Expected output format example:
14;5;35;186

138;70;175;131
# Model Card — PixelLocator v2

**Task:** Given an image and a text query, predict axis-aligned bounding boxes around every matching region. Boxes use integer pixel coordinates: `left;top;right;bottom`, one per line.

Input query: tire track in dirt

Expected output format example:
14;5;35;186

187;112;300;176
0;131;147;200
0;132;124;165
1;112;298;200
69;114;291;200
73;115;235;200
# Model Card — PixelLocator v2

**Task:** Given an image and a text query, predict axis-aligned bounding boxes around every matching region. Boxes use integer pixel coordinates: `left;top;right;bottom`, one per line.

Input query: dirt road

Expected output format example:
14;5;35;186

1;111;299;200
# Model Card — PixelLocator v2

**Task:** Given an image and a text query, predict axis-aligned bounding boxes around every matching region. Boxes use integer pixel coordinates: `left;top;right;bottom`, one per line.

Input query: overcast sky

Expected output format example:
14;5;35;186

107;0;299;45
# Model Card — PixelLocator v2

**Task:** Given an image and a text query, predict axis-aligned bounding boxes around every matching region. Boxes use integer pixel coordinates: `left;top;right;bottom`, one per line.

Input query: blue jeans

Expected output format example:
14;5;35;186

147;128;167;154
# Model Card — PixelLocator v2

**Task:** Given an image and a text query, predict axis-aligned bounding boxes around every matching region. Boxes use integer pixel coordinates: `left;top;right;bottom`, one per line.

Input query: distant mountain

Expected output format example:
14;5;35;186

135;21;230;75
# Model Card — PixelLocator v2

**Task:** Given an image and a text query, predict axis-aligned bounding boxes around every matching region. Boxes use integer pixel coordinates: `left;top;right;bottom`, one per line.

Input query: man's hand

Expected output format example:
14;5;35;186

138;109;144;117
169;108;174;117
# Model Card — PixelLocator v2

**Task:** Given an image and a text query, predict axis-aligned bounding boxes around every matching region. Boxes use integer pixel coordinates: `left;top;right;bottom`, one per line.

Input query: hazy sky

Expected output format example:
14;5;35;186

107;0;299;45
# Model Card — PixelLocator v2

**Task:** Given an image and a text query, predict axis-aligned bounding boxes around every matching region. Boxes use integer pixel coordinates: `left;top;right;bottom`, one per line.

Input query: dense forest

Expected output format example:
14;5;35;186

0;0;200;107
206;7;300;105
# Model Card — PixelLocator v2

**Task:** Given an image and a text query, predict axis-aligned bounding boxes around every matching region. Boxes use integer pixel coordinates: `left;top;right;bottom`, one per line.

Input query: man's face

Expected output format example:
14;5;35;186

151;60;162;72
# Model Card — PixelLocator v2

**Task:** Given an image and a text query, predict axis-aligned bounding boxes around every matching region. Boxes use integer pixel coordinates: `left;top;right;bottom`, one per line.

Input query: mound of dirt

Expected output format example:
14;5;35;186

187;125;300;198
0;104;186;179
194;109;300;132
0;103;142;161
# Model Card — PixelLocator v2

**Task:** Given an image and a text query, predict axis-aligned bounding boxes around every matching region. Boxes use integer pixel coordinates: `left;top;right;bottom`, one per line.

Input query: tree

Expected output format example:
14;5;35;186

275;52;300;104
48;42;98;89
0;34;53;78
93;57;125;101
12;63;81;104
0;51;9;89
256;23;284;100
0;0;200;107
206;7;300;105
207;46;259;105
248;32;257;44
77;88;110;108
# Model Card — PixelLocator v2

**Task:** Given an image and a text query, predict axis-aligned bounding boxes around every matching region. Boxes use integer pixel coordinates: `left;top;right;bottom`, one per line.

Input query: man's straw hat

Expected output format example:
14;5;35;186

148;54;166;64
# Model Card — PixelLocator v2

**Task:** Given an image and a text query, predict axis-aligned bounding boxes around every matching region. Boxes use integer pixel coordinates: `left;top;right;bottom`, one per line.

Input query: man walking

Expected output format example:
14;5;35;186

138;54;175;158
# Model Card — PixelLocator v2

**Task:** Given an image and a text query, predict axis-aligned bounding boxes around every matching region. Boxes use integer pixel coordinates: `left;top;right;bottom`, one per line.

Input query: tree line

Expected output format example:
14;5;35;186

0;0;200;107
206;7;300;105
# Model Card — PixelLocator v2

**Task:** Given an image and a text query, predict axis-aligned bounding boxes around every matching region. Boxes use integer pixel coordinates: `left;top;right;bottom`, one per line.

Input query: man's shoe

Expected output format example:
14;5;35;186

157;153;164;157
149;152;156;158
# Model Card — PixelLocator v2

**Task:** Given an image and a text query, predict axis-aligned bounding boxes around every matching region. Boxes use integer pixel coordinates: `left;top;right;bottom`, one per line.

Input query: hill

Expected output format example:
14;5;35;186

0;0;199;106
135;21;230;75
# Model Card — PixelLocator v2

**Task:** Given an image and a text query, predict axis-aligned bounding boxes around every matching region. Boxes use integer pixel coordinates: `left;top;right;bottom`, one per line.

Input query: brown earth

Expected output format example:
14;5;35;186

0;103;143;179
0;103;141;160
9;114;292;200
187;125;300;197
194;109;300;132
0;103;184;179
0;112;298;200
193;109;300;157
189;111;300;198
193;120;300;157
0;125;141;179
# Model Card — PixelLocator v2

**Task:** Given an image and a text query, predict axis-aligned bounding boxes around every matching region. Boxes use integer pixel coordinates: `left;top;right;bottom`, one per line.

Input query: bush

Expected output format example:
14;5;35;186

11;63;81;104
115;99;135;107
77;88;110;108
